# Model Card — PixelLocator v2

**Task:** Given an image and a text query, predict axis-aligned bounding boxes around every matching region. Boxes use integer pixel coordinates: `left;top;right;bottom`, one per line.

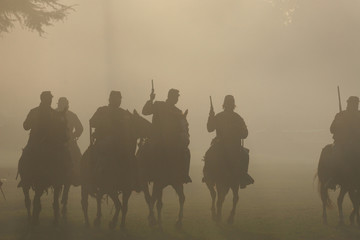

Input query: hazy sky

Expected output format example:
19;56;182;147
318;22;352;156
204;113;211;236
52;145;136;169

1;0;360;167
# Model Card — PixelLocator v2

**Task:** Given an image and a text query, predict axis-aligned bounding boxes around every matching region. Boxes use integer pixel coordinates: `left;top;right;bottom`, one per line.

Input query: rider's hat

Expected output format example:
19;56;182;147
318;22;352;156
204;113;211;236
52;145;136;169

168;89;180;98
109;91;122;99
40;91;53;101
347;96;360;103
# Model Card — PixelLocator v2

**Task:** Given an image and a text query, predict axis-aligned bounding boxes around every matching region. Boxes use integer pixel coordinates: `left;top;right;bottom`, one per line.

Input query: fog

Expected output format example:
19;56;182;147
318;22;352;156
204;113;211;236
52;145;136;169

1;0;360;169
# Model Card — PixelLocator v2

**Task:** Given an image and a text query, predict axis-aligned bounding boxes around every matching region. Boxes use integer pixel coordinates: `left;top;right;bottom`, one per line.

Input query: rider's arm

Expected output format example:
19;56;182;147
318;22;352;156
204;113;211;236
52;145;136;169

73;114;84;139
23;109;34;131
207;114;216;132
142;100;155;116
238;117;248;139
89;107;103;128
330;113;340;134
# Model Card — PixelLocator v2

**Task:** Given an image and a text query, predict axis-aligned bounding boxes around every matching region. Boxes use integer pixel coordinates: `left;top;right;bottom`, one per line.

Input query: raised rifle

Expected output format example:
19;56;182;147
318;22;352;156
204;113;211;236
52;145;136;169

209;96;214;115
151;79;154;94
337;86;342;113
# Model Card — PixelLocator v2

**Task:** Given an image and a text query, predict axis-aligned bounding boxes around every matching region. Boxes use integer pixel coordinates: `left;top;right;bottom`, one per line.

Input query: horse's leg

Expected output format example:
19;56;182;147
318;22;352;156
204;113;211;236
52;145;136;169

22;186;31;223
148;183;158;227
349;190;357;225
337;187;347;226
32;187;44;225
143;183;152;213
108;192;121;230
61;184;70;217
227;184;239;225
53;185;62;225
216;184;229;222
156;185;164;230
81;186;90;227
173;183;185;230
94;192;103;227
205;181;216;221
120;190;131;229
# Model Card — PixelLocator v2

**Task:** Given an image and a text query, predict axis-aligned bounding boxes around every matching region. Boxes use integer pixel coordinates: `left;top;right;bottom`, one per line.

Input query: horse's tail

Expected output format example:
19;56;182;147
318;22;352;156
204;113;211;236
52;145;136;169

317;144;334;209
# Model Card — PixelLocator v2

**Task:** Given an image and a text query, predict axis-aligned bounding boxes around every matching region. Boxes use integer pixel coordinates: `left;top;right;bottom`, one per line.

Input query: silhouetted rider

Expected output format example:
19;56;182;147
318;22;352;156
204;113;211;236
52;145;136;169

23;91;57;146
330;96;360;150
206;95;252;188
142;88;191;182
90;91;132;149
327;96;360;189
56;97;83;141
207;95;248;145
56;97;83;185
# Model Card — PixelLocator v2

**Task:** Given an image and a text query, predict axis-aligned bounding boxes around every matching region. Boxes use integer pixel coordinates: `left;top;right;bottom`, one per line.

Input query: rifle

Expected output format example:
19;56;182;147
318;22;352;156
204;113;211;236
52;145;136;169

337;86;342;112
209;96;214;115
151;79;154;94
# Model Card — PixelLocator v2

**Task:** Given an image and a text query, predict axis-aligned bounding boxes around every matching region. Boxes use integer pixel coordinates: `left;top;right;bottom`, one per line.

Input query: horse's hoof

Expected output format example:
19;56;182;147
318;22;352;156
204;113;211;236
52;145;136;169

120;223;126;230
227;217;234;225
322;218;328;225
148;215;157;227
338;221;345;227
94;218;101;227
175;221;182;230
32;219;40;226
109;221;117;230
53;219;59;226
84;221;90;228
61;207;67;217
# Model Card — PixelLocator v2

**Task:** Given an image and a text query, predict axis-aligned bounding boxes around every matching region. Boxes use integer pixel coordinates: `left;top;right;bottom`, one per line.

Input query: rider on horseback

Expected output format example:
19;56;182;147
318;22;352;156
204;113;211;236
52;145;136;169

204;95;254;189
19;91;70;187
142;88;191;183
89;91;135;188
56;97;83;186
328;96;360;189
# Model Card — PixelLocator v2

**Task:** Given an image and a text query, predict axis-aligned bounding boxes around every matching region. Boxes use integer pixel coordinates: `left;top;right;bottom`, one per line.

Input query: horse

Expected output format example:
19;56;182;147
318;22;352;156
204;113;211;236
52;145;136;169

18;110;71;225
137;110;191;230
80;110;152;229
317;144;360;225
60;138;82;218
202;139;253;224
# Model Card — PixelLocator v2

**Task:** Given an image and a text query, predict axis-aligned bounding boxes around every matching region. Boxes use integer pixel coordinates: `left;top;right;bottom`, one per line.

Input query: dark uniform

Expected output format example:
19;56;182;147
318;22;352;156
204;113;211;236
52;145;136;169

142;89;191;183
327;96;360;188
87;92;135;188
330;110;360;150
203;95;253;188
57;104;83;186
90;106;132;150
19;91;71;187
142;100;187;146
23;103;57;147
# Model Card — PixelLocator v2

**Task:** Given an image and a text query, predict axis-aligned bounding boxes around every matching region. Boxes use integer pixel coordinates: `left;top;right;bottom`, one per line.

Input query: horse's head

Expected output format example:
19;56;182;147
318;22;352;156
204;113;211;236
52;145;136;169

131;109;152;139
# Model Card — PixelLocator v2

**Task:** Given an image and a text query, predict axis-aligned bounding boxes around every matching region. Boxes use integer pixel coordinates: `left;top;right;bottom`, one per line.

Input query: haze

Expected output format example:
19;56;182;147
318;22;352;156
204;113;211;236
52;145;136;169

1;0;360;170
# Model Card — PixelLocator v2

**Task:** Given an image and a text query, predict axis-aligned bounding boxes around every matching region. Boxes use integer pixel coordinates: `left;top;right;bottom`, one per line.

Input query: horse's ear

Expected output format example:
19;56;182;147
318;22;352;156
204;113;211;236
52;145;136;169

183;109;188;117
133;109;139;116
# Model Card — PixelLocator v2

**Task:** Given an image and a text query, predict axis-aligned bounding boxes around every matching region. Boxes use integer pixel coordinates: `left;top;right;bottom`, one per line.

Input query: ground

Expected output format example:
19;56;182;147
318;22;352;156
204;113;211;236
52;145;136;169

0;162;360;240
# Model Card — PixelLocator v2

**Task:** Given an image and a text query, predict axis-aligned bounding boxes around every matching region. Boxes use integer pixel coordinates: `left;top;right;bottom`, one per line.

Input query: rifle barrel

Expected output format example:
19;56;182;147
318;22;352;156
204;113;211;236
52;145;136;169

337;86;342;112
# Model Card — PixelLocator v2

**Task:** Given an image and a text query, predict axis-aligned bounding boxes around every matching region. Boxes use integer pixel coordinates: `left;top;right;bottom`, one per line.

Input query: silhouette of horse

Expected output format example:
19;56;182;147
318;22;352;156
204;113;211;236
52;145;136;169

60;140;82;218
202;139;251;224
317;144;360;225
80;110;151;229
18;111;71;225
137;111;190;230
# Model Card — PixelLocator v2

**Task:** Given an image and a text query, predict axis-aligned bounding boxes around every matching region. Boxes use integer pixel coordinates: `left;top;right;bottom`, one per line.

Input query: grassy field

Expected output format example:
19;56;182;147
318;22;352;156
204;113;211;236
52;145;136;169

1;162;360;240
